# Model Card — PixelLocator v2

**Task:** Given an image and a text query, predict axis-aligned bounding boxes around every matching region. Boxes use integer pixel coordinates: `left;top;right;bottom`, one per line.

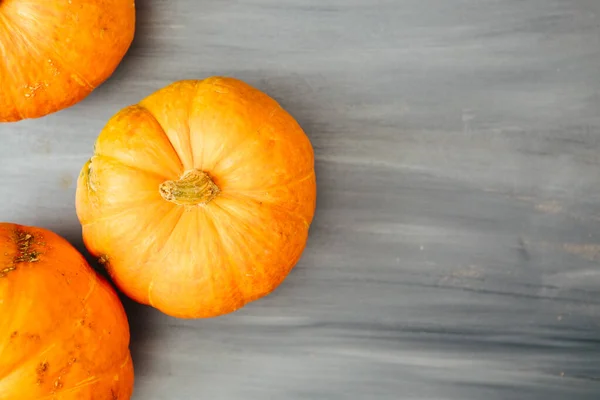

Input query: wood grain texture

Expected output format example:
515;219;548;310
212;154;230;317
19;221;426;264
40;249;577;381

1;0;600;398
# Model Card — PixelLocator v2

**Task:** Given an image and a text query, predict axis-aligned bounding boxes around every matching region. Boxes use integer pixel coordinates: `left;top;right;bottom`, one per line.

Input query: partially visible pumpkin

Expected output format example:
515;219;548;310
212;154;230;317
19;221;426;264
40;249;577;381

0;223;134;399
0;0;136;122
76;77;317;319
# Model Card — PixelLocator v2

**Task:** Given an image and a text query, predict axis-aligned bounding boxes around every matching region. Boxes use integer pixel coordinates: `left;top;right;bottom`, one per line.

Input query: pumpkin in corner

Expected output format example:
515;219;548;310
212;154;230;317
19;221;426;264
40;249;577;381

0;0;136;122
0;223;134;399
76;77;317;319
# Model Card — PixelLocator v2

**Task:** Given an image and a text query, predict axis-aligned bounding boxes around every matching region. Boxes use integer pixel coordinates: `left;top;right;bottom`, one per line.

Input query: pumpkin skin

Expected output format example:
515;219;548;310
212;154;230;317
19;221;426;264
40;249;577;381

0;0;135;122
0;223;134;399
76;77;316;318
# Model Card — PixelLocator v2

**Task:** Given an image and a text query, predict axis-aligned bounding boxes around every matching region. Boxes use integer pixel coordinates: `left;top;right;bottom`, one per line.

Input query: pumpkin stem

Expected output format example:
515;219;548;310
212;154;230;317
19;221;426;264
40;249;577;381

159;170;220;206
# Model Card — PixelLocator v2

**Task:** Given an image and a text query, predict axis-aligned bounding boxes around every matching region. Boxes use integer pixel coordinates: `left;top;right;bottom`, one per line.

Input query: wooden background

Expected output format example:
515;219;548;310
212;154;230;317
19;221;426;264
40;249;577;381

2;0;600;398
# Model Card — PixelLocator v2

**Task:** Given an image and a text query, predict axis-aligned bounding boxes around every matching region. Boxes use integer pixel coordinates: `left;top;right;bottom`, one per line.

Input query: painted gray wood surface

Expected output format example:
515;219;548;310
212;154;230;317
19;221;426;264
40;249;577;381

2;0;600;398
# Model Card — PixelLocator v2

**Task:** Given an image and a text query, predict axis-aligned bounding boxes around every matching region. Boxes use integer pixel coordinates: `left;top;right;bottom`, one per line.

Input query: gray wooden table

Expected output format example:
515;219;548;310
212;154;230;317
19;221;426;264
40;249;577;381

2;0;600;398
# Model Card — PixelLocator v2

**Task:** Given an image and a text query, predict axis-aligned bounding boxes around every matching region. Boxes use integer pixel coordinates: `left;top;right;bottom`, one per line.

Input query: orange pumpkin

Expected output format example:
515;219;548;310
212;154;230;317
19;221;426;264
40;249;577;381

0;223;134;399
76;77;317;318
0;0;135;122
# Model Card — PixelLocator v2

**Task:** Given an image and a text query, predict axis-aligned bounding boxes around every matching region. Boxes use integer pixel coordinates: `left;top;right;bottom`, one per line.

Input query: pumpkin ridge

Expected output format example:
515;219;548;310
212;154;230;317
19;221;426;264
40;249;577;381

91;153;172;183
202;206;246;306
81;156;168;225
209;200;273;294
81;200;182;266
217;194;308;259
208;104;281;174
87;204;184;306
146;209;217;316
230;170;315;193
208;201;259;265
189;77;237;171
189;80;203;169
129;103;185;174
138;96;194;171
146;207;185;308
225;171;316;226
234;194;311;228
194;211;221;315
152;200;186;253
80;201;152;228
92;104;184;179
211;199;274;252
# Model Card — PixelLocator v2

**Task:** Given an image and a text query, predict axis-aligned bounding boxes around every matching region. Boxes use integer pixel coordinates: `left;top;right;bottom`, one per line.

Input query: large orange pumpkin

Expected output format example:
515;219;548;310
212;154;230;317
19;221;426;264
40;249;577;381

0;0;135;122
0;223;134;399
76;77;317;318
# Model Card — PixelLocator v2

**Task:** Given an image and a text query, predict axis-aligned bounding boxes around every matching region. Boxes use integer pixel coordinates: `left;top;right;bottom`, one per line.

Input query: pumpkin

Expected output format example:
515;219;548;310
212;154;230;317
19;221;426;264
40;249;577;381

0;0;135;122
0;223;134;399
76;77;317;318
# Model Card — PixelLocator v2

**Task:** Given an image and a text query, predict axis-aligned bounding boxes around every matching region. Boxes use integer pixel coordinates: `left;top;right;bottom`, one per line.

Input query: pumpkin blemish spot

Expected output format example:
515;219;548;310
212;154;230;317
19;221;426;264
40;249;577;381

13;231;41;263
0;266;16;277
36;362;49;384
26;333;41;341
2;231;41;276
